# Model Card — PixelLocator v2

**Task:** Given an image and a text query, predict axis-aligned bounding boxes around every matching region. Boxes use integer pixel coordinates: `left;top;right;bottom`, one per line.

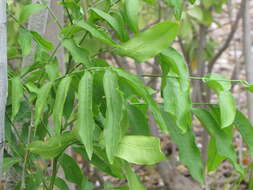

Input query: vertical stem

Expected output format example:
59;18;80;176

0;0;8;180
242;0;253;123
49;157;58;190
21;113;34;189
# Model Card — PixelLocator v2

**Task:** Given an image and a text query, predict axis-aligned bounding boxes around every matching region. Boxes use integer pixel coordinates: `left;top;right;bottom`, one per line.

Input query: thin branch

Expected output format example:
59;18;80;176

0;0;8;180
208;1;244;72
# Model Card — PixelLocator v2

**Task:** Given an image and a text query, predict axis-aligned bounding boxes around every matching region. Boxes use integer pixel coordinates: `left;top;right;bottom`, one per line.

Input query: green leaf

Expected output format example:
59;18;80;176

59;153;92;188
218;91;236;128
11;77;23;120
113;68;168;132
73;146;124;178
3;157;20;172
78;71;95;160
234;110;253;158
116;136;165;165
18;29;33;56
77;20;117;46
188;0;196;4
193;108;244;175
89;8;126;41
203;73;235;128
187;6;203;23
62;39;90;64
124;0;139;33
203;73;231;92
55;177;70;190
19;4;46;23
241;81;253;93
165;0;183;20
30;31;54;51
34;82;53;127
124;164;146;190
110;12;129;42
45;62;60;81
115;21;179;62
29;132;77;158
207;138;225;172
127;104;150;136
142;0;156;3
160;109;204;183
160;48;192;132
103;69;125;163
53;77;72;134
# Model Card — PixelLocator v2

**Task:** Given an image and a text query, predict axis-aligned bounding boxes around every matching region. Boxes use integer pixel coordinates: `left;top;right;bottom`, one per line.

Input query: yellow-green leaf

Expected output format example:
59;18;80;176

116;136;165;165
115;21;179;62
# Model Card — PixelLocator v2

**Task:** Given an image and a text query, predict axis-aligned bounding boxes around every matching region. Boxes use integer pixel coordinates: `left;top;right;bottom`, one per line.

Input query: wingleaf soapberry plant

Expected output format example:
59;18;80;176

4;0;253;189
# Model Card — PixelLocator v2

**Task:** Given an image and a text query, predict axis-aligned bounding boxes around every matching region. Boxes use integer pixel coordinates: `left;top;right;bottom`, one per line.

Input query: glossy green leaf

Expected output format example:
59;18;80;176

207;138;225;172
77;20;117;46
30;31;54;50
53;77;72;134
125;0;139;33
193;108;243;175
116;136;165;165
28;132;77;158
113;67;168;132
160;109;204;183
34;82;52;127
3;157;20;172
124;164;146;190
18;29;33;56
203;73;235;128
115;21;179;62
165;0;183;20
55;177;70;190
103;69;125;163
234;110;253;158
11;77;23;120
62;39;90;64
59;153;92;188
160;48;192;132
89;8;125;41
19;4;46;23
78;71;95;160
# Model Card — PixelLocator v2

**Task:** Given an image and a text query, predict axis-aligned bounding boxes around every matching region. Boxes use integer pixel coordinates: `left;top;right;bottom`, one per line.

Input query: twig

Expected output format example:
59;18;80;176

208;1;244;72
49;157;59;190
20;112;34;189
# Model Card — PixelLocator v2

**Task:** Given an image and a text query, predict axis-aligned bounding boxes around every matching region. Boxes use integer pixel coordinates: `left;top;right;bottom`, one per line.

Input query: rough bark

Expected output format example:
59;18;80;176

242;0;253;123
0;0;8;179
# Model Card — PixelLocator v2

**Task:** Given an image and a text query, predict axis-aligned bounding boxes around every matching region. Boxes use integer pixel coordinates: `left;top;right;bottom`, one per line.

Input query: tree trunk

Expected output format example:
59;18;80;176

243;0;253;123
0;0;8;179
22;0;50;66
44;0;65;73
